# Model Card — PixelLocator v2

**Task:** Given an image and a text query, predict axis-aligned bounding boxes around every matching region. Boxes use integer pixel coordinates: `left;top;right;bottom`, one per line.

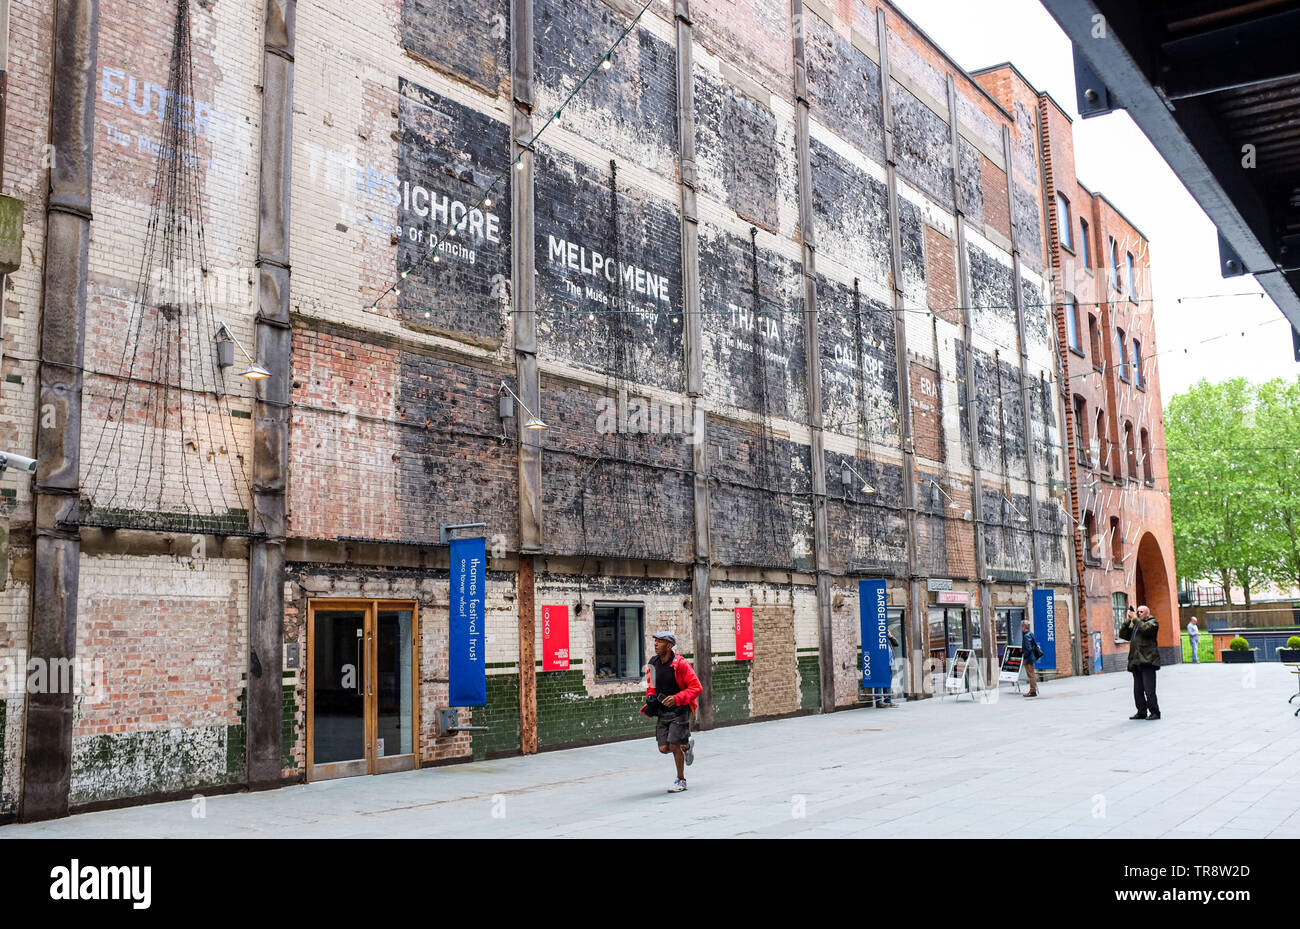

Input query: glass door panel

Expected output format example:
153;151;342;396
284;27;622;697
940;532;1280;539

946;609;965;659
376;609;415;767
312;610;367;774
927;608;947;663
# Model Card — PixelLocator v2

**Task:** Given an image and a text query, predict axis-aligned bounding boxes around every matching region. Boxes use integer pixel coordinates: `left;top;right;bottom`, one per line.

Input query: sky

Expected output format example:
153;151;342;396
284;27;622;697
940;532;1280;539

891;0;1300;405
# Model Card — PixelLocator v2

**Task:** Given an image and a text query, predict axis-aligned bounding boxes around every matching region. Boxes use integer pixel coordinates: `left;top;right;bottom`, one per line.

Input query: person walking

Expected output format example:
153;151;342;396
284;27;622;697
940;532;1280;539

1187;617;1201;663
640;631;702;793
1020;618;1040;697
1120;604;1161;719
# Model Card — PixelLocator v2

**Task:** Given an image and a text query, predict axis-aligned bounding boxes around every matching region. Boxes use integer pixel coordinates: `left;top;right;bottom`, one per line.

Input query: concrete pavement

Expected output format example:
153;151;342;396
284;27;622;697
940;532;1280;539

3;662;1298;838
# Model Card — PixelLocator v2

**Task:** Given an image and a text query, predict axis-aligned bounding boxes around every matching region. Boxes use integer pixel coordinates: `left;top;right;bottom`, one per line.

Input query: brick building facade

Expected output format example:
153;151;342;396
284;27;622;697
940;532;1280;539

0;0;1148;819
973;64;1179;674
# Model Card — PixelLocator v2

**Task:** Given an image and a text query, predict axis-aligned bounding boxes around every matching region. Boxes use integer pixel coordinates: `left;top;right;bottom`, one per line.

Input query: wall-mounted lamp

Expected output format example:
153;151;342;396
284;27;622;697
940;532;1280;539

498;382;547;430
215;321;270;380
841;461;875;494
929;479;961;510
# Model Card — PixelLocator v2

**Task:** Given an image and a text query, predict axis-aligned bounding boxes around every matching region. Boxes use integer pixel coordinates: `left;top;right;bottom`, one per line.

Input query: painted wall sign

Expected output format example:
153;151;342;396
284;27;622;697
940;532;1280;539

734;607;754;661
926;578;953;591
1032;588;1057;672
542;605;570;671
449;537;487;705
935;590;969;605
858;579;891;689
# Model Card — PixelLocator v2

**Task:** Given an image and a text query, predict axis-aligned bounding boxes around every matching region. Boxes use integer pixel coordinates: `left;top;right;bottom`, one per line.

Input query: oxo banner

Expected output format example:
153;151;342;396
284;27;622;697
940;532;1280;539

543;605;570;671
1032;588;1057;671
449;537;487;705
858;578;891;689
734;607;754;661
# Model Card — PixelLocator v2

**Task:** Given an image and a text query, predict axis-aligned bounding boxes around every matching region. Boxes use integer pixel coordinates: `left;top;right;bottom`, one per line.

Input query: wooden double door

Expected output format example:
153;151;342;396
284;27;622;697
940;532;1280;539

307;600;420;781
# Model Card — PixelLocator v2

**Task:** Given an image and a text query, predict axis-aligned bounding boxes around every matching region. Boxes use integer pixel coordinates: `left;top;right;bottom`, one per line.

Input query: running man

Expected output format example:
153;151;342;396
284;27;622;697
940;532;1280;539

641;631;702;793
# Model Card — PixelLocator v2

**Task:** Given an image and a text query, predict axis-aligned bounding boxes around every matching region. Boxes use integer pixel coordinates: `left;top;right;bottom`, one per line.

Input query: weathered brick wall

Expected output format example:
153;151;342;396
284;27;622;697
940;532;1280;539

289;325;519;547
539;379;694;562
70;554;249;805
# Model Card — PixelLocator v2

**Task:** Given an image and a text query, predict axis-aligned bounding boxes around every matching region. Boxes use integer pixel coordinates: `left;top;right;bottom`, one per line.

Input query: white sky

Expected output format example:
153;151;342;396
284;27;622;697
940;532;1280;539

891;0;1300;405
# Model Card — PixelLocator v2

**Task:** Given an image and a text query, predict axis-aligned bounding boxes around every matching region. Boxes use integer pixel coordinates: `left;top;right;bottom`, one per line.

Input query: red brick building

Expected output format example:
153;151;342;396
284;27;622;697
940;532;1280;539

975;64;1180;672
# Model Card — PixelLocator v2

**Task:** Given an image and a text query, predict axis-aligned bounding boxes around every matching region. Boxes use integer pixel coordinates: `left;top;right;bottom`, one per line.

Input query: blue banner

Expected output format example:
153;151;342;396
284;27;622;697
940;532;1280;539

859;579;891;689
449;537;487;706
1032;588;1057;671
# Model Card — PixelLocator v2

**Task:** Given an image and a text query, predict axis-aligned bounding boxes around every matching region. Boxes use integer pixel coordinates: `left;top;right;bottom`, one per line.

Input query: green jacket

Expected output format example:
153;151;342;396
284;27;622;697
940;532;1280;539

1119;614;1161;670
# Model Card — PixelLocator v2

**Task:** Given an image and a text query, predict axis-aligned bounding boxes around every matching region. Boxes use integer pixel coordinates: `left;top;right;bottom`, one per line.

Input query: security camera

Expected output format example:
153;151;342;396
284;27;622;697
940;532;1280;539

0;451;37;475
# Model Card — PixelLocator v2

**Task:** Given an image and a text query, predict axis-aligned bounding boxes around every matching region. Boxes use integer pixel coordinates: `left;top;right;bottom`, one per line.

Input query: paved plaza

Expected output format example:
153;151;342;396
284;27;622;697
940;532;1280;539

4;663;1299;838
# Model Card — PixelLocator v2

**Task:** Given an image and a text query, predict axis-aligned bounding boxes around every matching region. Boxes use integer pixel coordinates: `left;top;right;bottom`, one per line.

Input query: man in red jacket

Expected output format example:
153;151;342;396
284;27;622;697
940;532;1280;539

641;631;702;793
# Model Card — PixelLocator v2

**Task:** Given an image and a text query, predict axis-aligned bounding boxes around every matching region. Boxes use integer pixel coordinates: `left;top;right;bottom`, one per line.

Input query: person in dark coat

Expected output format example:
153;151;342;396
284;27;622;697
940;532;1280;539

1119;604;1161;719
1020;618;1039;697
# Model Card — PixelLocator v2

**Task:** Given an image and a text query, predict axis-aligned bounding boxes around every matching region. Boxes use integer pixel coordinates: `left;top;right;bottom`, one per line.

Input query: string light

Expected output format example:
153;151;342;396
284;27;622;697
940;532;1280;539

601;53;613;70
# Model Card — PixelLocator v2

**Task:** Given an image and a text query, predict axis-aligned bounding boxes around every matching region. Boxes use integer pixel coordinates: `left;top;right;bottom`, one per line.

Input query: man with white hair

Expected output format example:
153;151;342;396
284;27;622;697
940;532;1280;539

1119;603;1161;720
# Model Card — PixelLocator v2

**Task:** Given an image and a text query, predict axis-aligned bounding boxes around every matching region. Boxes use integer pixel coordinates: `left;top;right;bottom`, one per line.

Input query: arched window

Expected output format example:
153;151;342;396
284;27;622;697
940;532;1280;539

1141;428;1153;484
1125;422;1137;480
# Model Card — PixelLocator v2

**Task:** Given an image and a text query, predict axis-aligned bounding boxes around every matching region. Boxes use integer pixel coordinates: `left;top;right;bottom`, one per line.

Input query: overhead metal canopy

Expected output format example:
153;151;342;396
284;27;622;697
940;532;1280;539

1040;0;1300;339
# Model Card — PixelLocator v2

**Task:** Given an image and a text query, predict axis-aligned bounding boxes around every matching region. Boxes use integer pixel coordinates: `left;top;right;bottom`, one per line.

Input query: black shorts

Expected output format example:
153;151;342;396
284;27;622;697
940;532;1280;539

655;709;691;747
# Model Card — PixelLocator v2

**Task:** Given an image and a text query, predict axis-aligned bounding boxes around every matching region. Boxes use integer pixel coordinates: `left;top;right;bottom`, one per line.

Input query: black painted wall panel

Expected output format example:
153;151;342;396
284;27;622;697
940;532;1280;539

401;0;509;92
534;146;684;392
699;224;807;419
396;80;512;346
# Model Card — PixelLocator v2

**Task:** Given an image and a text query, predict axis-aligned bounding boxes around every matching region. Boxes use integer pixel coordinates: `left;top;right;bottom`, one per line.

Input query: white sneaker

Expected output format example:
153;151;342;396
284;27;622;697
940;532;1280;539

684;738;695;766
668;778;687;793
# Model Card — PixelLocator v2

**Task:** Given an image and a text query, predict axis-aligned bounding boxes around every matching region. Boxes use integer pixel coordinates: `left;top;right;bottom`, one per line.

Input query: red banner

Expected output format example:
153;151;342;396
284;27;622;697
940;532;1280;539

734;607;754;661
542;605;570;671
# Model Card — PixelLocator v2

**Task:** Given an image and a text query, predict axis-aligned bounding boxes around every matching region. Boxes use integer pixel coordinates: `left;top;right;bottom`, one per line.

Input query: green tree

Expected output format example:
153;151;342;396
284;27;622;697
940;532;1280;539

1255;376;1300;592
1166;378;1276;607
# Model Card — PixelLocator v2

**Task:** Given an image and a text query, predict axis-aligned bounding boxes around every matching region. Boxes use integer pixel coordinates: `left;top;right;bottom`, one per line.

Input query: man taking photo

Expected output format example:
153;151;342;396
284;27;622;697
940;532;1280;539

1119;604;1161;720
640;631;702;793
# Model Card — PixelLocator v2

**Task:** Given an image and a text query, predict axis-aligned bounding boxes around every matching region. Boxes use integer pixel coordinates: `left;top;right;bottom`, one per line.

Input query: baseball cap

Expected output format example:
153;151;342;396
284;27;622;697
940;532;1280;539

652;630;677;644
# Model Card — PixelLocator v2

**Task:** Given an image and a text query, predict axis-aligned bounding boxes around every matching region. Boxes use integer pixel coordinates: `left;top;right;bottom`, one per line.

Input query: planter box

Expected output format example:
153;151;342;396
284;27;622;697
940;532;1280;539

1277;648;1300;664
1222;649;1257;664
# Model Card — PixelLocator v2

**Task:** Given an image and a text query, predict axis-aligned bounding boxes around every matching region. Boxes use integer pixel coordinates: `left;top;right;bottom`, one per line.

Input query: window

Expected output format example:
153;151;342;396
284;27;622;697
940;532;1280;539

1141;428;1153;484
1079;218;1090;268
593;603;644;680
1064;296;1081;352
1112;592;1128;639
1109;237;1122;293
1115;327;1127;380
1111;516;1123;562
1132;339;1143;387
1073;395;1089;464
1056;192;1072;249
1088;313;1102;365
1125;422;1137;480
1126;252;1138;299
1095;408;1107;473
1083;511;1101;564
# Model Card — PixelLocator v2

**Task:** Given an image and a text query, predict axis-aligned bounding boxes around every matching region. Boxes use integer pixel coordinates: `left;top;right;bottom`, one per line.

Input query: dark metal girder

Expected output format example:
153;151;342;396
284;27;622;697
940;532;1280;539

1160;7;1300;101
1041;0;1300;333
